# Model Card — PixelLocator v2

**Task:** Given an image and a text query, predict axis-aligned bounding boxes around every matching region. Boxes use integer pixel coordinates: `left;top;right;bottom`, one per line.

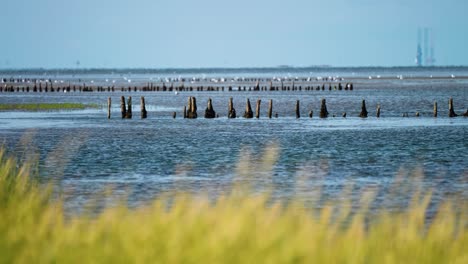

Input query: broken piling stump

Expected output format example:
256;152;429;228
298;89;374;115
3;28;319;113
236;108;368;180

141;96;147;119
204;98;216;118
107;97;111;119
309;110;313;118
120;96;126;119
433;101;438;117
359;99;368;118
187;96;198;118
126;96;132;119
255;99;261;118
243;98;253;118
376;104;381;118
295;100;300;118
183;106;187;118
268;99;273;119
449;97;458;117
228;97;236;118
319;99;329;118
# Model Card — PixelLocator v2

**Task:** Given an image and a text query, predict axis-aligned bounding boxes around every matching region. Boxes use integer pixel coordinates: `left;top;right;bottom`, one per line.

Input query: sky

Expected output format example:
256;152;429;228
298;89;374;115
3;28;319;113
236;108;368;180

1;0;468;68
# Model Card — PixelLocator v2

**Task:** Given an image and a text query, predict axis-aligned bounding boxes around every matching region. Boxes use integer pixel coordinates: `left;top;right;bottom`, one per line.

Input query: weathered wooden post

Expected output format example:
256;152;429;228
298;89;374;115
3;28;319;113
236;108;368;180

120;96;126;119
204;98;216;118
376;104;381;118
319;99;328;118
183;106;187;118
187;96;198;118
141;96;147;119
416;112;420;117
342;112;347;118
228;97;236;118
433;101;438;117
126;96;132;119
243;98;253;118
107;97;111;119
448;97;457;117
309;110;313;118
268;99;273;118
173;112;177;118
191;97;197;118
255;99;261;118
359;99;368;118
187;97;192;117
295;100;300;118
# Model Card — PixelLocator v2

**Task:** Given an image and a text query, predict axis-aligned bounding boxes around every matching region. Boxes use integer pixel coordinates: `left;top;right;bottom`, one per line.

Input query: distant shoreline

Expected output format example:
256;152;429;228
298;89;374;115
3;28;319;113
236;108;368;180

1;65;468;75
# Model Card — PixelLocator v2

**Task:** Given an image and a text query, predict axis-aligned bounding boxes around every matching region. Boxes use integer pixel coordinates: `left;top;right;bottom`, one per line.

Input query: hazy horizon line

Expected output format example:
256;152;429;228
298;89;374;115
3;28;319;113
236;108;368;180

1;65;468;72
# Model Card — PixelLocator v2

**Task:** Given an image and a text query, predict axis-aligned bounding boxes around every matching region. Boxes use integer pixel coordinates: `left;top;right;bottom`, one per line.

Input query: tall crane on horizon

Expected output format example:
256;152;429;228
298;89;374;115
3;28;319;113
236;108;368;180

415;28;422;67
416;27;435;67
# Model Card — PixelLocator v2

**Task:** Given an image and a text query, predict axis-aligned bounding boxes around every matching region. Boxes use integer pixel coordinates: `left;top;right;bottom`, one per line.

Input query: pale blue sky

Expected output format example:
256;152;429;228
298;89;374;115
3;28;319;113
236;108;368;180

1;0;467;68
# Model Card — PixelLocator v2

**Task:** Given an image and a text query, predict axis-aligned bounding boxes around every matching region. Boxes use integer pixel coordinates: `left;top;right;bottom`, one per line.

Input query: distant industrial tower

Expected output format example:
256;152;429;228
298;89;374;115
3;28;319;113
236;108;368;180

415;29;422;67
416;27;435;67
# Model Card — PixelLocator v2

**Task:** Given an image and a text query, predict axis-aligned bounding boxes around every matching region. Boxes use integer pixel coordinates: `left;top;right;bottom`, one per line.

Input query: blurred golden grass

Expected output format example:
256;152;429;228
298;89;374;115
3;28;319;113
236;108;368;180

0;147;467;263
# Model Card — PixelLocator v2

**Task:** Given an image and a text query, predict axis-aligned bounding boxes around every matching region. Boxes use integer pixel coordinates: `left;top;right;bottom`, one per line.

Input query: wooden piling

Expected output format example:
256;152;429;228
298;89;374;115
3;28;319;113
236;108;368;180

268;99;273;118
319;99;328;118
433;101;437;117
204;98;216;118
141;96;147;119
255;99;261;118
183;106;187;118
309;110;313;118
107;97;111;119
243;99;253;118
295;100;300;118
126;96;132;119
173;112;177;119
120;96;126;119
187;97;198;118
359;99;368;118
228;97;236;118
449;97;457;117
342;112;347;118
376;104;381;118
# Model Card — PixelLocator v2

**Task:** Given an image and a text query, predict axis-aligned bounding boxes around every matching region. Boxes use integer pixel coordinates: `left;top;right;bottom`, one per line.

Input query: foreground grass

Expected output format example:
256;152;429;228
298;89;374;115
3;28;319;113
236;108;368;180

0;149;467;263
0;103;98;111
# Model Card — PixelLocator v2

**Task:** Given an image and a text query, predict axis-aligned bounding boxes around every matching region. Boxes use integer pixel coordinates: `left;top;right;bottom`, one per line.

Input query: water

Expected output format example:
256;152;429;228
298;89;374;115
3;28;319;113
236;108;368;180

0;67;467;213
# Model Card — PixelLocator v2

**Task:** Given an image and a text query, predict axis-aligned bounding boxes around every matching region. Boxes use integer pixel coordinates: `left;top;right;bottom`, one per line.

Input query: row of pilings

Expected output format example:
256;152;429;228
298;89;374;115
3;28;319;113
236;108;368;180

0;82;354;93
108;97;468;119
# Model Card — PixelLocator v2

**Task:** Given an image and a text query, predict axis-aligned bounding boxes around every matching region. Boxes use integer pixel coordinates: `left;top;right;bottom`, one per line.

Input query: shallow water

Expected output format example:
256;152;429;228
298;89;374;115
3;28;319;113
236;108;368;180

0;68;467;213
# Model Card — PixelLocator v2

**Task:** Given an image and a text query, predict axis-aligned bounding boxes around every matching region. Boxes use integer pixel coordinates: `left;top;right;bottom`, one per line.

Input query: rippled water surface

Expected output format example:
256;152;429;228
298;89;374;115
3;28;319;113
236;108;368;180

0;70;467;212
